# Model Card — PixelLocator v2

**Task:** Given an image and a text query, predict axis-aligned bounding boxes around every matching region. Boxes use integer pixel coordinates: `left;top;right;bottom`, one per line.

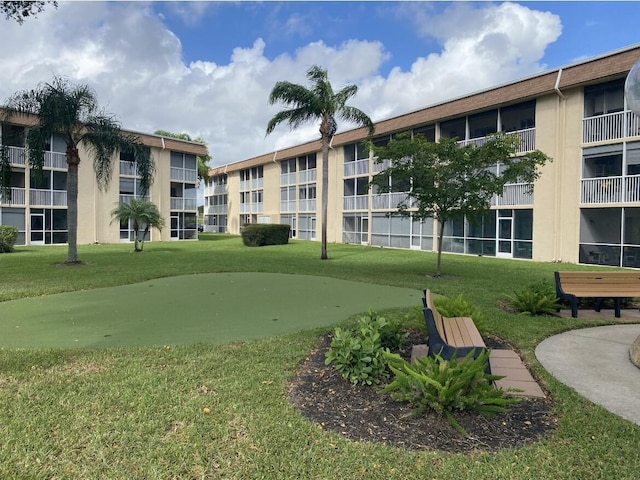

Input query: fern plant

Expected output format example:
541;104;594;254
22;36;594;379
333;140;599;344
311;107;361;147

433;294;486;334
507;280;561;315
383;349;520;435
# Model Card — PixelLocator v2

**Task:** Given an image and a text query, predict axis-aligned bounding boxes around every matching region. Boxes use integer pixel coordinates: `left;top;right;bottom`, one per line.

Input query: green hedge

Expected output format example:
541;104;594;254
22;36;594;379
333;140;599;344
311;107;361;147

0;225;18;253
241;224;290;247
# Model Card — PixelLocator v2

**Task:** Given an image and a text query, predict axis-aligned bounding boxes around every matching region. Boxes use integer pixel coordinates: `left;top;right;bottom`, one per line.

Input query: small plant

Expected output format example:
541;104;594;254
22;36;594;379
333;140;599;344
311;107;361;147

0;225;18;253
383;350;520;435
433;294;486;334
507;280;561;315
324;310;405;385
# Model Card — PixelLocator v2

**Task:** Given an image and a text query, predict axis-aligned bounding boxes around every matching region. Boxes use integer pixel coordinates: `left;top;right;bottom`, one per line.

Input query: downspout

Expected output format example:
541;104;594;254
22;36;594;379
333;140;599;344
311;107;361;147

272;150;278;163
553;68;566;262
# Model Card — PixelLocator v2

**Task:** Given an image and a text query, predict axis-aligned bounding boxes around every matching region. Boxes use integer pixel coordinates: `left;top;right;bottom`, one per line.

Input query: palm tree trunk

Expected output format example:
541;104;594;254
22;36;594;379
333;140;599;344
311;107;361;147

65;150;80;264
320;137;329;260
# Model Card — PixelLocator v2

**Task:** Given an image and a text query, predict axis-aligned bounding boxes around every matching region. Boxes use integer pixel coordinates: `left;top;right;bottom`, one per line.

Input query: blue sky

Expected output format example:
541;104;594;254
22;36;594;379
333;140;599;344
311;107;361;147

1;1;640;170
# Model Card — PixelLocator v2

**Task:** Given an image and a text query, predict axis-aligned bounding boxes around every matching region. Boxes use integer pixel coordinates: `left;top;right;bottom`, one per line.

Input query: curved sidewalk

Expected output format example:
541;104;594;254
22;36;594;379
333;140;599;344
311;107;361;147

535;324;640;426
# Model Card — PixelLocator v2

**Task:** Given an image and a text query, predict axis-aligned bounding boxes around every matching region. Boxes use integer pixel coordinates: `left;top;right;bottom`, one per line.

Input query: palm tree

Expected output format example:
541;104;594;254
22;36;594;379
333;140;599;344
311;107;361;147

1;76;154;263
266;65;374;260
110;198;165;252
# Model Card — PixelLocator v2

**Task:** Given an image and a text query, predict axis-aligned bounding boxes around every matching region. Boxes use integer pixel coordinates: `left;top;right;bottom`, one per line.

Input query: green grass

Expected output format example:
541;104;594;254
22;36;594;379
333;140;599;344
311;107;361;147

0;236;639;479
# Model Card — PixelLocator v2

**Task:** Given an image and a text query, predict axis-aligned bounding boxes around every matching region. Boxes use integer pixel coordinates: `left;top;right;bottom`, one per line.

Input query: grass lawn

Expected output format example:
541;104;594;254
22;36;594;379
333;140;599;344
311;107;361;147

0;235;639;479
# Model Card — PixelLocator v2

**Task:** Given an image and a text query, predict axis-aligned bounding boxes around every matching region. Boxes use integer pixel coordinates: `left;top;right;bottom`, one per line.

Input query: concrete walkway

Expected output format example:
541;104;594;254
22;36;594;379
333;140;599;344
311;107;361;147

535;324;640;426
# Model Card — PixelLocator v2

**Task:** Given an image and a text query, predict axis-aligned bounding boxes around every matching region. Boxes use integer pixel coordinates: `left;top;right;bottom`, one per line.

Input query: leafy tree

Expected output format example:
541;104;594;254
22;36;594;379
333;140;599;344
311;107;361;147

110;198;165;252
154;130;211;184
370;133;551;276
1;75;154;264
2;1;57;24
266;65;375;260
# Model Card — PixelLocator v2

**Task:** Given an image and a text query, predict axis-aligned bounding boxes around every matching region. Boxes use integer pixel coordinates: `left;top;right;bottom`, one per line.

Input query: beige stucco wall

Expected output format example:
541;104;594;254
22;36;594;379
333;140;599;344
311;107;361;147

226;171;241;234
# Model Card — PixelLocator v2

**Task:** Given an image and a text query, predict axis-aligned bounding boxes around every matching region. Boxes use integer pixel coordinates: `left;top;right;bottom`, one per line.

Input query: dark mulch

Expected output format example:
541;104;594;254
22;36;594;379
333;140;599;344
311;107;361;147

287;332;557;453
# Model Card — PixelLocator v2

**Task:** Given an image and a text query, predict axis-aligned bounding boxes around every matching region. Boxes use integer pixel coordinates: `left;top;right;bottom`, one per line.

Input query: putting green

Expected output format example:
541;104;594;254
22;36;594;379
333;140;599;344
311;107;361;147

0;272;420;349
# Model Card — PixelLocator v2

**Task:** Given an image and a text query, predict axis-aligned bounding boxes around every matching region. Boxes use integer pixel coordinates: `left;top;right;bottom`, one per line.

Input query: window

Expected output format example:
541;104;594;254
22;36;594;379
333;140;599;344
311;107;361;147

583;145;623;178
584;79;625;117
468;110;497;139
343;143;367;163
413;125;435;142
501;101;535;131
440;117;466;140
281;158;296;174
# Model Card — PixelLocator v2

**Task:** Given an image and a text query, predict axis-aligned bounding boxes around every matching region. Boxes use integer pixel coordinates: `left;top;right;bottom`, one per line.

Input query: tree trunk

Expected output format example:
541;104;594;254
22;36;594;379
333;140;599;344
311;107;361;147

65;149;80;264
320;136;329;260
436;219;445;277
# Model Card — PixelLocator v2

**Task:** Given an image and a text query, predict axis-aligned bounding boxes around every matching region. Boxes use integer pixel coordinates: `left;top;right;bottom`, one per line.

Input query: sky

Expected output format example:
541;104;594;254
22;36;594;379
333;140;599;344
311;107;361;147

1;0;640;172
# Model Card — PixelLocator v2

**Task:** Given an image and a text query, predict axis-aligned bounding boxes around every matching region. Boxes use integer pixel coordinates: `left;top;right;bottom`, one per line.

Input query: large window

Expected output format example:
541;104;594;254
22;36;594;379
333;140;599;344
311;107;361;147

584;79;625;118
579;207;640;267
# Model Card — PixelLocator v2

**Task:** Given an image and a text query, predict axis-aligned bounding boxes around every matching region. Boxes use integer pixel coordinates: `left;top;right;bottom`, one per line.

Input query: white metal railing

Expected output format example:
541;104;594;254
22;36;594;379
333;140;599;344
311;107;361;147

251;177;264;190
118;194;150;205
30;189;67;206
240;203;250;214
0;187;26;205
239;180;249;191
371;192;409;210
170;167;197;183
343;195;369;210
298;199;316;212
204;204;228;215
457;128;535;153
280;200;296;212
170;167;184;181
298;168;316;183
581;111;640;143
492;183;533;206
580;175;640;203
280;172;296;185
581;176;623;203
251;203;263;214
372;158;391;173
170;197;197;210
344;158;369;177
4;146;26;165
44;152;67;169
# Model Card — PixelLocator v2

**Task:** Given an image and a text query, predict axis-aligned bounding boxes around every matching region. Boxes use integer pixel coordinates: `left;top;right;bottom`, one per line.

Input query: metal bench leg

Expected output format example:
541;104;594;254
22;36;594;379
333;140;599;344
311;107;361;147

570;297;578;318
614;299;621;318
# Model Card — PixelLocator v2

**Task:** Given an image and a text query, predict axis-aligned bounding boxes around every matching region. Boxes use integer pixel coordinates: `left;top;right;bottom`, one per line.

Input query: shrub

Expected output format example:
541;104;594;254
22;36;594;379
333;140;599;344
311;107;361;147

324;310;405;385
241;224;290;247
507;280;561;315
0;225;18;253
383;349;520;435
433;294;486;334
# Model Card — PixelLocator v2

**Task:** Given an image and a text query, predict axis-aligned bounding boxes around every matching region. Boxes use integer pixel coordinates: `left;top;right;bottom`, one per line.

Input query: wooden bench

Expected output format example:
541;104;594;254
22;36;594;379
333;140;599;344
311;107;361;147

422;289;490;372
554;271;640;318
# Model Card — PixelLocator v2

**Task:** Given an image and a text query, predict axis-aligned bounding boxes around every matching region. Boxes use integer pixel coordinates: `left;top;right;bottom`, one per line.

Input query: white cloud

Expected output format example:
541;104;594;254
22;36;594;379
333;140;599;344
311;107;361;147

0;1;562;170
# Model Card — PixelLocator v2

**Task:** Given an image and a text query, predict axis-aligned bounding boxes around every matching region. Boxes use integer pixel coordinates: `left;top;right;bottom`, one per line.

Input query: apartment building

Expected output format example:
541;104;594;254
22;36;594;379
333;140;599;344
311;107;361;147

0;114;208;246
205;44;640;268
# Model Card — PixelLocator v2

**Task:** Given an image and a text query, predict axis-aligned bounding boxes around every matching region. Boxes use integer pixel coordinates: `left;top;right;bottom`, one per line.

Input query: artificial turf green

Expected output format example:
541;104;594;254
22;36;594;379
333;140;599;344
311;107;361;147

0;272;420;349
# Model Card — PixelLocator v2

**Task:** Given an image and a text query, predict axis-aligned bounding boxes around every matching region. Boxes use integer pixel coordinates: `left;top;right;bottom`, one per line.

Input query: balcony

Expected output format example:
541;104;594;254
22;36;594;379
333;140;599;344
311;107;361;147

343;195;369;211
583;111;640;143
492;183;533;206
30;189;67;206
44;152;67;169
0;187;26;205
170;167;198;183
280;172;296;186
298;199;316;212
372;158;391;174
170;197;197;210
120;161;137;176
3;146;26;166
298;168;316;184
280;200;296;213
371;192;410;210
251;177;264;190
457;128;535;153
118;194;150;205
204;204;228;215
344;158;369;177
581;175;640;204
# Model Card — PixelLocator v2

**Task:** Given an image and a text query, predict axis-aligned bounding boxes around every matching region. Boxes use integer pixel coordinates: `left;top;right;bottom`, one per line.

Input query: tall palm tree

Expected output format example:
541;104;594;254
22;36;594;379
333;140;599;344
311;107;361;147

110;198;165;252
1;76;154;263
266;66;374;260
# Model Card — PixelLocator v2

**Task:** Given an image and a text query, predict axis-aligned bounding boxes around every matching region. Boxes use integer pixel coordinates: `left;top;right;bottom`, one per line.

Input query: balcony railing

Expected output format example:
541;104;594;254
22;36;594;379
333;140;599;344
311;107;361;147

118;194;150;205
298;199;316;212
170;197;197;210
120;161;137;176
343;195;369;211
372;158;391;174
251;203;263;214
30;189;67;206
171;167;198;183
583;111;640;143
371;192;409;210
0;187;26;205
280;172;296;185
3;146;26;166
344;158;369;177
251;177;264;190
581;175;640;204
457;128;535;153
204;204;228;215
492;183;533;206
280;200;296;212
44;152;67;169
298;168;316;183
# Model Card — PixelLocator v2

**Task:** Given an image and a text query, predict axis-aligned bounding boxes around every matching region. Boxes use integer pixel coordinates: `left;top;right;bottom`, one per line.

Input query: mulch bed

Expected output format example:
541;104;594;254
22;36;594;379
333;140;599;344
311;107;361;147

287;333;557;453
